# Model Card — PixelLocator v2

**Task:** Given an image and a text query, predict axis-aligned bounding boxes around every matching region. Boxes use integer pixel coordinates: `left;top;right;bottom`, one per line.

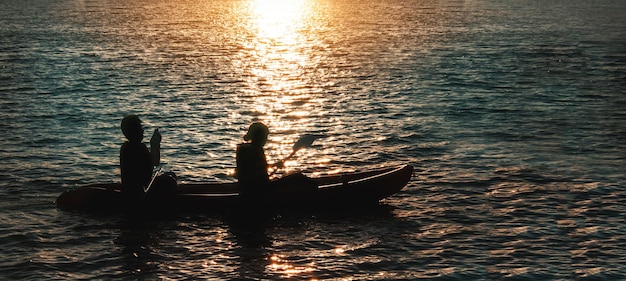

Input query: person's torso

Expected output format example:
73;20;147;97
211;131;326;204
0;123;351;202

236;143;270;187
120;141;153;192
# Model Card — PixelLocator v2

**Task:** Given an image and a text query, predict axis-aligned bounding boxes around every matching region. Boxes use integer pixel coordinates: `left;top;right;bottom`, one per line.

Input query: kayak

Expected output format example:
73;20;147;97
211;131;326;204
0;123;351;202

56;164;414;213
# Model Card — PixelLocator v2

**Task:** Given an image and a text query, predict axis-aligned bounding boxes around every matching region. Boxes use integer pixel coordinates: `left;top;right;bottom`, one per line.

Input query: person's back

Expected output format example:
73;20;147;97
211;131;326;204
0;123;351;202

236;123;271;199
236;142;270;196
120;140;152;199
235;122;318;204
119;114;159;200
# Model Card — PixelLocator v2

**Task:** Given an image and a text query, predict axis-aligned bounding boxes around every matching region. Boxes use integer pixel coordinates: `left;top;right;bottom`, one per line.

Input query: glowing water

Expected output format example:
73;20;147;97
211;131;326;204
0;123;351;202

1;0;625;279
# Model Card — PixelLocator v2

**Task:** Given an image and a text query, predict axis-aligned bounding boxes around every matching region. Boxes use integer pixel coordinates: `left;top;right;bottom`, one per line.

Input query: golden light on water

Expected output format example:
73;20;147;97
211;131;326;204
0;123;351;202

235;0;326;170
268;255;316;278
244;0;316;115
251;0;308;40
244;0;311;90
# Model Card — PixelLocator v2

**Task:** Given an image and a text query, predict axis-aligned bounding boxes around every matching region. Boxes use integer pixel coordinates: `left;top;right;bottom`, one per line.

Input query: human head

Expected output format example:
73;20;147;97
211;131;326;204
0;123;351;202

244;122;269;146
121;114;144;142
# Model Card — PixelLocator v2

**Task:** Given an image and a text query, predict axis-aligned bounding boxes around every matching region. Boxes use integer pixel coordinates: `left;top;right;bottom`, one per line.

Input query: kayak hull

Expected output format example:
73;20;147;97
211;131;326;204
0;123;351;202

56;165;414;213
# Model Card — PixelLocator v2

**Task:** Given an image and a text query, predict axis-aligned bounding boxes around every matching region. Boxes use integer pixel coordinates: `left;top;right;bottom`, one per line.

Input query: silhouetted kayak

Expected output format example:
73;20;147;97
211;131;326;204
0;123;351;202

56;165;413;213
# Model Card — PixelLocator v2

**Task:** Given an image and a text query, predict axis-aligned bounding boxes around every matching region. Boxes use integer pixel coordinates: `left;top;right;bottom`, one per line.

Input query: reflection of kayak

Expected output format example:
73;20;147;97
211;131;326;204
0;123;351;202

56;165;414;213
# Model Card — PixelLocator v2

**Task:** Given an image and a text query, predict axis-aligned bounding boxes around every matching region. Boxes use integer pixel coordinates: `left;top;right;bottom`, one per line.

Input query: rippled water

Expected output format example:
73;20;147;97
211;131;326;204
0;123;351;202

1;0;626;279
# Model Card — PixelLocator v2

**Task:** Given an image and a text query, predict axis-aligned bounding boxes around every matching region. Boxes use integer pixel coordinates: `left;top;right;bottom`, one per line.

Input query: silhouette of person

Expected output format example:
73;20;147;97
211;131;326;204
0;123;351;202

235;122;317;204
120;114;161;200
236;122;271;199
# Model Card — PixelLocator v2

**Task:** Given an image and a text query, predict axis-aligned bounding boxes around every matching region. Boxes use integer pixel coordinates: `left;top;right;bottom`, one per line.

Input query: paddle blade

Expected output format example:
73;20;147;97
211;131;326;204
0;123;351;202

292;134;322;152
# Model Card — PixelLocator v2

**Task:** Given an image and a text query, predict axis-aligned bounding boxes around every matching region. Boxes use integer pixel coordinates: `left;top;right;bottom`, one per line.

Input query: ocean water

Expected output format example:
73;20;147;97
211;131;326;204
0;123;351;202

1;0;626;279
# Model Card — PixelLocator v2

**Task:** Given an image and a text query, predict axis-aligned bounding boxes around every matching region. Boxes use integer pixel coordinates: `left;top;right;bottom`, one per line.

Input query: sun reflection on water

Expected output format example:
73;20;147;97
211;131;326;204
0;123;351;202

233;0;329;171
251;0;308;40
267;254;316;278
244;0;312;93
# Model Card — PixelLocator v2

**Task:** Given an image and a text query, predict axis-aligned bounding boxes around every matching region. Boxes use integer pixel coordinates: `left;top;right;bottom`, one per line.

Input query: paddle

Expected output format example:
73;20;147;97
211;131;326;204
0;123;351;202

272;134;323;172
144;128;162;194
144;166;162;194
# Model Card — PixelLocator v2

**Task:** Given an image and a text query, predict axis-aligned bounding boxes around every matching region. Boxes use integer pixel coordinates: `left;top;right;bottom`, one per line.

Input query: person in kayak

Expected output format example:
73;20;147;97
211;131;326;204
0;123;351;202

236;122;271;199
235;122;317;200
120;114;161;199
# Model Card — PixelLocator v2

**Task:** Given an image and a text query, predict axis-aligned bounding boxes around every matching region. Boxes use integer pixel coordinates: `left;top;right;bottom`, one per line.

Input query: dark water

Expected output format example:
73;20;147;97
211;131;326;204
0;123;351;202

1;0;626;279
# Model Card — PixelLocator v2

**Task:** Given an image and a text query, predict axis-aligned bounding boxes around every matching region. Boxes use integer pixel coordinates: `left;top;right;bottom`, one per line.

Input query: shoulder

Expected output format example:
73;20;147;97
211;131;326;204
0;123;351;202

121;141;148;153
237;143;251;148
237;143;264;159
237;143;254;152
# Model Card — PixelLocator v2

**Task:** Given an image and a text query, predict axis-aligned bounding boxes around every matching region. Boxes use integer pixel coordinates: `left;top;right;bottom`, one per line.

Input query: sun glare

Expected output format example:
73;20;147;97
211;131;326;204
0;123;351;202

232;0;328;169
240;0;315;117
251;0;307;39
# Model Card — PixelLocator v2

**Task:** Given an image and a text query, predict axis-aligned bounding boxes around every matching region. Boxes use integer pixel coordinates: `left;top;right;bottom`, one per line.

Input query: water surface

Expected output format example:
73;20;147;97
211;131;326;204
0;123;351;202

1;0;625;279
